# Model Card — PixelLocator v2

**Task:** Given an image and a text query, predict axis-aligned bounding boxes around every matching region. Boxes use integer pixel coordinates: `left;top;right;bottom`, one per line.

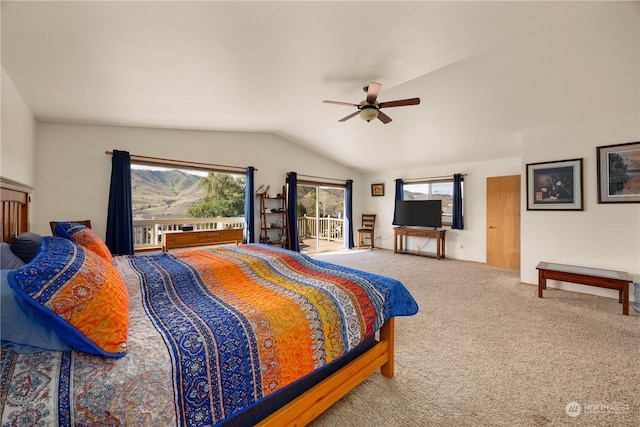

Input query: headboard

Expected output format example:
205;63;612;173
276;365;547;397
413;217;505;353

1;177;32;243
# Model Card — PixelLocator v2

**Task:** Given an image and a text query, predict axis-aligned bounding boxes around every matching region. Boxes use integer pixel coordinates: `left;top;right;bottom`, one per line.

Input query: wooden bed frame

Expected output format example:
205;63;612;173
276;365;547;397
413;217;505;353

1;177;31;244
0;179;396;426
258;318;395;426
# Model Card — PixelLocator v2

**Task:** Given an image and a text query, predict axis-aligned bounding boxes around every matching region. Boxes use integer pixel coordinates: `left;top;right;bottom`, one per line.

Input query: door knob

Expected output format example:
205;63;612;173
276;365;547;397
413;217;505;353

488;226;495;229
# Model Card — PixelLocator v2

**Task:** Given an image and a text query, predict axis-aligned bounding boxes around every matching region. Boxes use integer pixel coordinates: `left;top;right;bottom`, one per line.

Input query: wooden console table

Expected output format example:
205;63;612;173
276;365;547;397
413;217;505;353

394;227;446;260
162;228;243;252
536;262;633;315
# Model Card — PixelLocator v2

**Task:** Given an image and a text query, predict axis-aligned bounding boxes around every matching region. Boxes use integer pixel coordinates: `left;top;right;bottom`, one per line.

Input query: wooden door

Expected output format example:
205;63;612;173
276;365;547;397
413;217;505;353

486;175;521;270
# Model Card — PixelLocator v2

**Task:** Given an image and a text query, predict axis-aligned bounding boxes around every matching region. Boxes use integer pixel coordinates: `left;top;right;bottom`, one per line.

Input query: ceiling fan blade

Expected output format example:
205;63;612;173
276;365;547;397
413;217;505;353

377;110;392;124
378;97;421;108
323;100;360;107
338;111;360;122
366;82;382;104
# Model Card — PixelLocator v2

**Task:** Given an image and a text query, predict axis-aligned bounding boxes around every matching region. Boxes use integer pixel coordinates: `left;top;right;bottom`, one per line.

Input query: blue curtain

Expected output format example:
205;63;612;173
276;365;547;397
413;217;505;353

393;179;404;224
244;166;255;243
105;150;134;255
286;172;299;252
345;180;354;248
452;173;464;229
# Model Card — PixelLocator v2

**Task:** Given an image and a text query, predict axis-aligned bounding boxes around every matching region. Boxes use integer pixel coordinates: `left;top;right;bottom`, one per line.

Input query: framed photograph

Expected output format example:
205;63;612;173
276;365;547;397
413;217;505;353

526;158;583;210
597;141;640;203
371;183;385;197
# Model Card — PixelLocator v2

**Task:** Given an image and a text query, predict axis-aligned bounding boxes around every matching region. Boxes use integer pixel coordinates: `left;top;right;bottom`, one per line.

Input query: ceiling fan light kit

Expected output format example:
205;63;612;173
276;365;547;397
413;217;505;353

323;81;420;124
360;106;378;122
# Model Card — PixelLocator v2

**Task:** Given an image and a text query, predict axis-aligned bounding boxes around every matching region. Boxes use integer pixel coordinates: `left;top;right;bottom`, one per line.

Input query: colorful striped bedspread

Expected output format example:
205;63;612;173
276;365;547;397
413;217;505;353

1;244;418;426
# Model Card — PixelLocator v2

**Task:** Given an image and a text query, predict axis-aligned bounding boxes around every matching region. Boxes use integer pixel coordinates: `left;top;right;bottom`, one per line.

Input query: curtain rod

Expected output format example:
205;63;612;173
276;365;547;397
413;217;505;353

403;173;467;183
105;151;256;173
287;172;349;184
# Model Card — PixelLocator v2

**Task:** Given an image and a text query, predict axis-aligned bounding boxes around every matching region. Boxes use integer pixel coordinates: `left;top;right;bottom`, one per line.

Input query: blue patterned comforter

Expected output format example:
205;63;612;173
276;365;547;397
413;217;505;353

1;244;418;426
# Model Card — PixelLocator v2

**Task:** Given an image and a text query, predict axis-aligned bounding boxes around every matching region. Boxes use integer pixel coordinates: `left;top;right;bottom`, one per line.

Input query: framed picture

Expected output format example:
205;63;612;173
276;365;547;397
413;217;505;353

371;183;385;197
526;158;583;210
597;141;640;203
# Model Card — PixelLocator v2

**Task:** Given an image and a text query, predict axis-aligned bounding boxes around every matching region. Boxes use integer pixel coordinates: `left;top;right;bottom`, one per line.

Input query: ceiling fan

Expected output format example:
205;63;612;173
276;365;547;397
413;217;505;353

323;82;420;124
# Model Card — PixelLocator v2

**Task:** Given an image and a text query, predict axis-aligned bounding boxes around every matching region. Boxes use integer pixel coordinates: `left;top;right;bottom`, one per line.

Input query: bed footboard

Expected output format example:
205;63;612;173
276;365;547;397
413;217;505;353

257;317;395;426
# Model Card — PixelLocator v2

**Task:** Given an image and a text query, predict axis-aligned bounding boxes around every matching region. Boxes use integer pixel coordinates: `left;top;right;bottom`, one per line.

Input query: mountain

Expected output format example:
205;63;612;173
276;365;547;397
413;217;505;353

131;169;203;218
404;190;453;203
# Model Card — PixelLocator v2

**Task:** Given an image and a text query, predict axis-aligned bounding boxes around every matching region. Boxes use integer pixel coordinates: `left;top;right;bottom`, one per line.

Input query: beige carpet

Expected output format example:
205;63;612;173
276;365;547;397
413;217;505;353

307;249;639;427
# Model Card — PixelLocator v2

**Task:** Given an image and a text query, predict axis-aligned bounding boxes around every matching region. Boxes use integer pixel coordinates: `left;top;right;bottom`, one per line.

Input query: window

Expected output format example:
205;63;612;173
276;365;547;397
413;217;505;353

131;163;245;246
131;164;245;220
403;179;462;226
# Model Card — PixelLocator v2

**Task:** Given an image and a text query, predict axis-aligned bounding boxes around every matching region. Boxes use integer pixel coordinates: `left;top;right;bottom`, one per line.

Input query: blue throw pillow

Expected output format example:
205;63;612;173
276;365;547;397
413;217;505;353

0;269;71;353
0;243;25;270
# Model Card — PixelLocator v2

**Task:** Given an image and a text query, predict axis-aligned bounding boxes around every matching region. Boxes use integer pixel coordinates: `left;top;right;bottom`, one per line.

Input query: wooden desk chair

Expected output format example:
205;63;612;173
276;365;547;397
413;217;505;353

357;214;376;249
50;220;92;236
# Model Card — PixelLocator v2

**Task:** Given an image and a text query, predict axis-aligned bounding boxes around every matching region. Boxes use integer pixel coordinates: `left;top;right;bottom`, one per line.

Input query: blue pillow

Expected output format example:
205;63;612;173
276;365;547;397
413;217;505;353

0;269;71;353
1;243;25;270
10;232;42;263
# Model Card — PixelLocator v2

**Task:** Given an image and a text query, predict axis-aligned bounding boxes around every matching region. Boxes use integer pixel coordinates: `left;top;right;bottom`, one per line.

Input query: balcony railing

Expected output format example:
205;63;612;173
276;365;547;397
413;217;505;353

297;215;344;242
134;217;245;248
133;215;344;250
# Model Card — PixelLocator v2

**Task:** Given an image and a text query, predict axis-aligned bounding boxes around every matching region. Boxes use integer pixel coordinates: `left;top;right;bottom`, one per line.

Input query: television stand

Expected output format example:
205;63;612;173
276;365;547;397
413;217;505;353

393;227;446;260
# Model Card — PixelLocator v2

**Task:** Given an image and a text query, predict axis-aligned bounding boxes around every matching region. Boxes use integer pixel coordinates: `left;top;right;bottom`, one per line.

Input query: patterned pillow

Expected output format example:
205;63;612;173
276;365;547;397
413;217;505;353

8;237;129;357
54;222;112;262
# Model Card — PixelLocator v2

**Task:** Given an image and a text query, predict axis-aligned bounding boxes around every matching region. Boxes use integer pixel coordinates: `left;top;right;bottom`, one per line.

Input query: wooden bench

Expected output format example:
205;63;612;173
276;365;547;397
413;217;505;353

536;262;633;315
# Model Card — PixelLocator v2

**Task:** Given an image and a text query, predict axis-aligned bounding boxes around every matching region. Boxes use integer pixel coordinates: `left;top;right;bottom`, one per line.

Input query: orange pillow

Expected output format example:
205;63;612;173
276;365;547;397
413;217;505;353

54;222;112;262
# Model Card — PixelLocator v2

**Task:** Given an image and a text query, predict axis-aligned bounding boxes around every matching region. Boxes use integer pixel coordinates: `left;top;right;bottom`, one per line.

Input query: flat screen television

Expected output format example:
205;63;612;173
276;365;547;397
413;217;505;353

393;200;442;229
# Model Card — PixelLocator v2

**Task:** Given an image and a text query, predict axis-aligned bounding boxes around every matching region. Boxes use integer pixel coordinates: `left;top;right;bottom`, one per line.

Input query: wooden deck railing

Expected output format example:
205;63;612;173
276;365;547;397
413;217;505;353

134;217;244;248
297;215;344;242
133;215;344;250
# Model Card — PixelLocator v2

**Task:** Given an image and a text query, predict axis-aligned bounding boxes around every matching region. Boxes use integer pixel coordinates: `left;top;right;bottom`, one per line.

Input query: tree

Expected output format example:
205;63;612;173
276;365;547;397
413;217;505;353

187;173;246;218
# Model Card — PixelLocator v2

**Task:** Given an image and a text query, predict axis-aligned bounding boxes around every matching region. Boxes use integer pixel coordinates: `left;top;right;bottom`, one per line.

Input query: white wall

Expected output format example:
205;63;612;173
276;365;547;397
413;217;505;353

34;123;363;238
521;112;640;299
363;156;522;262
1;68;36;187
1;68;37;228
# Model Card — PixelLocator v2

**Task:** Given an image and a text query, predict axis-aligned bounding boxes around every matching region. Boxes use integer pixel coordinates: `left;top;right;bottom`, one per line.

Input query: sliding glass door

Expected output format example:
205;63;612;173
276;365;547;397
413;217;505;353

296;185;345;254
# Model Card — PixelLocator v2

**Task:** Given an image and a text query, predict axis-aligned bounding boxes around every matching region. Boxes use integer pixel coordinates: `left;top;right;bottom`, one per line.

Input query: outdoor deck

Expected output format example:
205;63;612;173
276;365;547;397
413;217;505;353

299;237;345;254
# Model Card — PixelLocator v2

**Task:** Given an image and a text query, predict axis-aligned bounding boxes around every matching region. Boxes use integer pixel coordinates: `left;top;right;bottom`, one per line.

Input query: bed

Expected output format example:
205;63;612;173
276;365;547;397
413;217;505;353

0;181;419;426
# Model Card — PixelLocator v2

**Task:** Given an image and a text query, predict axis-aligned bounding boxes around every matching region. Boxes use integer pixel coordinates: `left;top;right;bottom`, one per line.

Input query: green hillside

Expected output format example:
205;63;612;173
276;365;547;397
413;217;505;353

131;169;202;218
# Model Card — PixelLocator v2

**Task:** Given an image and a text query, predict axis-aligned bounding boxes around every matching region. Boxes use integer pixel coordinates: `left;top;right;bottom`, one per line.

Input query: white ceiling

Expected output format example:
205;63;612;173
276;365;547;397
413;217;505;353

2;1;637;173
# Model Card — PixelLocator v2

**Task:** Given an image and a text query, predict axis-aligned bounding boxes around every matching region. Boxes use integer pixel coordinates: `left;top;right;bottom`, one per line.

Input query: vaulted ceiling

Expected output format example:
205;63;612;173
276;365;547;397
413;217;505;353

2;1;637;173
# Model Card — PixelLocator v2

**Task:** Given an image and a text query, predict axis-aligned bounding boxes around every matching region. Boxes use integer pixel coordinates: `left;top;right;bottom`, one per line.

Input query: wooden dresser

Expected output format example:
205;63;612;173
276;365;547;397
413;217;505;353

162;228;243;252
